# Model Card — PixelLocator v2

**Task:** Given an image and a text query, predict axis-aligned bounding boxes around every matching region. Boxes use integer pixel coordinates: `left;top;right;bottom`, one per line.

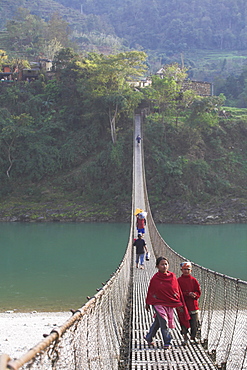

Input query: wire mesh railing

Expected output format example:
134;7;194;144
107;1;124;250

1;200;135;370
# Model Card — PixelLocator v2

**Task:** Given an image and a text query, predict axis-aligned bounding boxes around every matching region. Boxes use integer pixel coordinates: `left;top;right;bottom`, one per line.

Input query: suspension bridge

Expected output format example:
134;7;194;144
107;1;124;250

0;114;246;370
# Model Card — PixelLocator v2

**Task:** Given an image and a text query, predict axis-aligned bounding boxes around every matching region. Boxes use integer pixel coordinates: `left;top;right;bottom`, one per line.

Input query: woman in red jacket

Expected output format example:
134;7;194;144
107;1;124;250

145;257;190;350
177;261;201;344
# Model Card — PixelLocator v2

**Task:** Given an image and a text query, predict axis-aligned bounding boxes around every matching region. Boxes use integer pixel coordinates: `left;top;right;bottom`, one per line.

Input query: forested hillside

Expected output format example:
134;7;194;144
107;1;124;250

2;0;247;52
1;0;247;80
0;50;146;221
0;55;246;223
0;0;121;56
62;0;247;51
0;0;247;223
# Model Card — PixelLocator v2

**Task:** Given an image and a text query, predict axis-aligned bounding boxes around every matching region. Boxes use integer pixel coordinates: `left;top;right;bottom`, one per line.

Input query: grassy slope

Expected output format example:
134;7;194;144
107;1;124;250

148;50;247;82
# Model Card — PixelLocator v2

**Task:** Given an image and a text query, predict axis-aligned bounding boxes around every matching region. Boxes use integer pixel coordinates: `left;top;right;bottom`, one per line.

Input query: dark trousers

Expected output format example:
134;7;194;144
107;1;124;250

181;312;199;339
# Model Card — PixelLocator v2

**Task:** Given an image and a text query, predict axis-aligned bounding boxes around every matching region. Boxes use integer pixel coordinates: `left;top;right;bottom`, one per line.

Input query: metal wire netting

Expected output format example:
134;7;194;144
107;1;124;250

144;185;247;370
2;235;133;370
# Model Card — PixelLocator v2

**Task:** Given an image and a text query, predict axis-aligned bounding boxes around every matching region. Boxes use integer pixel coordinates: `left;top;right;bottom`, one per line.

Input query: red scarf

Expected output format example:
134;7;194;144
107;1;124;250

146;271;190;328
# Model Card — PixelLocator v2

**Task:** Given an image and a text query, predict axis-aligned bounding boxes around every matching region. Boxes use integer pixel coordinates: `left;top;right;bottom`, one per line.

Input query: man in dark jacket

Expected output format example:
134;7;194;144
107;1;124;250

133;233;148;269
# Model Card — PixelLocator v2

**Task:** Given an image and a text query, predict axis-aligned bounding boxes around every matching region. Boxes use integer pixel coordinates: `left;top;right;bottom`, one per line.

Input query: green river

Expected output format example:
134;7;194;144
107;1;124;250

0;222;246;311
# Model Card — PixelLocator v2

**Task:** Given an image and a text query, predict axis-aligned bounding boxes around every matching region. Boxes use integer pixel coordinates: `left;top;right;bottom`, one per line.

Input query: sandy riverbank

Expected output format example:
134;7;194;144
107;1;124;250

0;311;71;360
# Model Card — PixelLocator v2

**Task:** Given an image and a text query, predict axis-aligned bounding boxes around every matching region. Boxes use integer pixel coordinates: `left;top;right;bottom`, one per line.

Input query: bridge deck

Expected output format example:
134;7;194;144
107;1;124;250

131;115;217;369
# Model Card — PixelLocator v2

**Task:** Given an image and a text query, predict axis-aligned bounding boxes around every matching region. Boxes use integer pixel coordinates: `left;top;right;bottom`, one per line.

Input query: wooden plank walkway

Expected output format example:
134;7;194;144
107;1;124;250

131;115;217;369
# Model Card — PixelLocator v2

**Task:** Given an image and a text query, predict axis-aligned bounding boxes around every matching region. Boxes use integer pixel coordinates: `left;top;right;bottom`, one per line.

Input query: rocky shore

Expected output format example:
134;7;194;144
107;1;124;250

0;199;130;223
0;197;246;224
152;198;247;224
0;311;70;360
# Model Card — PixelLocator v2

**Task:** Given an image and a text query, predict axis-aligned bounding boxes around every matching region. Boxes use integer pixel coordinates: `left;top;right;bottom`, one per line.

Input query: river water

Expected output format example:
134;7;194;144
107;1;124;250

157;223;246;280
0;222;246;312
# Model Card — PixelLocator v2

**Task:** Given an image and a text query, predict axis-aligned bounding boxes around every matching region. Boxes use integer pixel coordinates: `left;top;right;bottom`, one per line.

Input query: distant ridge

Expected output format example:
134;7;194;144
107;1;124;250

0;0;114;36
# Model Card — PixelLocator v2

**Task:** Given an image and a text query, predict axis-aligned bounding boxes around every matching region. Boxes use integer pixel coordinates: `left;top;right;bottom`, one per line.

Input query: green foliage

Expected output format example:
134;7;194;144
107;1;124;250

0;47;246;212
71;50;147;143
1;8;73;60
186;95;226;131
1;1;247;59
56;0;247;53
0;49;8;67
144;88;247;204
1;0;247;87
214;66;247;108
4;8;46;58
0;50;139;202
143;64;195;129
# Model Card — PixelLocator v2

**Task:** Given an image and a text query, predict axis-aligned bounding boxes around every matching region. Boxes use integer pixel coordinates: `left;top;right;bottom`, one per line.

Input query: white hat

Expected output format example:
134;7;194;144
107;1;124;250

180;261;192;269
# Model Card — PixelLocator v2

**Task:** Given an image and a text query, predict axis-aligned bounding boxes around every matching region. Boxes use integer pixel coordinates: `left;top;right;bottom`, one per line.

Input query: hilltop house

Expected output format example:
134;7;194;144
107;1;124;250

156;67;213;96
0;59;53;82
129;69;213;97
0;65;13;81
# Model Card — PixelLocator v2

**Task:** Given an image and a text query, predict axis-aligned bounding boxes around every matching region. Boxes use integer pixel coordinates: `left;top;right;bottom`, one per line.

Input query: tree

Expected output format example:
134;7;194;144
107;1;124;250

145;63;188;111
10;58;30;79
0;110;34;177
45;13;72;47
0;50;8;67
5;8;46;58
52;48;77;72
143;63;195;132
3;9;73;60
82;51;147;143
42;38;63;61
187;95;226;130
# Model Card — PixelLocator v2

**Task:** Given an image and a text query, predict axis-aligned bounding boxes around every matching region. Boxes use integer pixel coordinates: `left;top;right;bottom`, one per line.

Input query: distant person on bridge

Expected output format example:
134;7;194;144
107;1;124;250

136;135;141;146
144;257;190;350
178;261;201;345
136;212;146;235
133;233;148;269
